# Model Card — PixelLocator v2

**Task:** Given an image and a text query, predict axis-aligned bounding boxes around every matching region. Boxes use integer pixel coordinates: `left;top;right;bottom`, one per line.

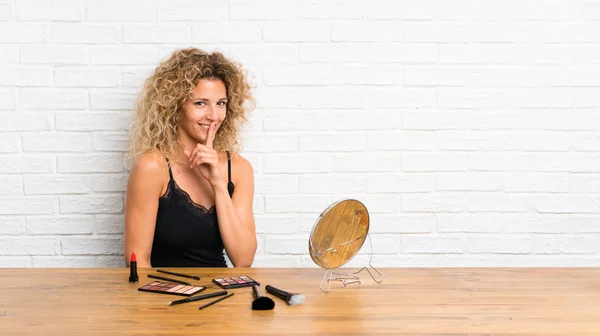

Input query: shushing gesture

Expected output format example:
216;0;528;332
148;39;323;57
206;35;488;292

184;121;222;189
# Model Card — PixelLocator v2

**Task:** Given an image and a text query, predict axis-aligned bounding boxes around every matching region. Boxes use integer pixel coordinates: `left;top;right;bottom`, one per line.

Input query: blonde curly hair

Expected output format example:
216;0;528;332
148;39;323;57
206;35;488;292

127;48;255;165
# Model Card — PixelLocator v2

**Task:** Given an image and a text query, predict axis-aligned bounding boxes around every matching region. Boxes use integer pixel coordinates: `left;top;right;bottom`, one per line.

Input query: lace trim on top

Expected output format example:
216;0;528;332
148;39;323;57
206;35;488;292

160;179;216;216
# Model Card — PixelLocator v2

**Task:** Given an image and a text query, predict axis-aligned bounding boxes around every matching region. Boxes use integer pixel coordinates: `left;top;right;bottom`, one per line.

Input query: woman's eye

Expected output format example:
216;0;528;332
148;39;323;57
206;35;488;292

194;102;204;106
218;101;227;106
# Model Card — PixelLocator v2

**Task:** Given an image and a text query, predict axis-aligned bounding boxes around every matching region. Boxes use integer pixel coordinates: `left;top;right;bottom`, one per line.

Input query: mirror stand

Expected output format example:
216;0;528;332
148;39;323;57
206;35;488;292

313;232;384;293
319;269;361;293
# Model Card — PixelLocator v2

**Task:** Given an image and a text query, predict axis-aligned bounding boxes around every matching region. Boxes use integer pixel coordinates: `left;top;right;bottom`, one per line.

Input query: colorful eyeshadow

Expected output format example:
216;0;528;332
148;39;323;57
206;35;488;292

166;285;185;293
212;275;260;289
138;281;206;297
184;287;200;295
178;286;192;293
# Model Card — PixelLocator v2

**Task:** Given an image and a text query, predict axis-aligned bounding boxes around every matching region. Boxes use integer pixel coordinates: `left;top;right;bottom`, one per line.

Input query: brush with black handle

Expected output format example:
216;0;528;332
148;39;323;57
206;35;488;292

251;285;274;310
265;285;305;306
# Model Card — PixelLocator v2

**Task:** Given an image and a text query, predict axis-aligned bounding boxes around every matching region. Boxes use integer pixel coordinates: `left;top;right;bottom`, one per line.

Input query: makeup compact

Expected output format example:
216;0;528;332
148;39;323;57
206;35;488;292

212;275;259;289
138;281;206;297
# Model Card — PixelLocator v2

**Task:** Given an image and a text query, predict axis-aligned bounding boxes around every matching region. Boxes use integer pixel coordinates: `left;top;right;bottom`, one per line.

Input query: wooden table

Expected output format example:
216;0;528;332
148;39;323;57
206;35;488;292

1;267;600;335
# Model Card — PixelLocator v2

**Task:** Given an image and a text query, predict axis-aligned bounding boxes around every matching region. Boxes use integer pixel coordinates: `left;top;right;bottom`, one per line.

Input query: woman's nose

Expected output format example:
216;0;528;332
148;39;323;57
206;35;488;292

207;105;218;121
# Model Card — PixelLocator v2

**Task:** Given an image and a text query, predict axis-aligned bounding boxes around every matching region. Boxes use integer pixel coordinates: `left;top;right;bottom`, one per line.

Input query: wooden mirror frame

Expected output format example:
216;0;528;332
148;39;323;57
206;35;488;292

308;199;370;270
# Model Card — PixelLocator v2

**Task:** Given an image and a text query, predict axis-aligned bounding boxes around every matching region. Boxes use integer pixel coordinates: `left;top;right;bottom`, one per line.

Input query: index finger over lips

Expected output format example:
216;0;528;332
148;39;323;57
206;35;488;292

205;121;217;148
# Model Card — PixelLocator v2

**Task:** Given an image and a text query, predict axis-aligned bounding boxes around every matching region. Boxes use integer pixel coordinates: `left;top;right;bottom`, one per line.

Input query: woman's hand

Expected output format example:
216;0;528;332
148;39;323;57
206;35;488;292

184;122;223;189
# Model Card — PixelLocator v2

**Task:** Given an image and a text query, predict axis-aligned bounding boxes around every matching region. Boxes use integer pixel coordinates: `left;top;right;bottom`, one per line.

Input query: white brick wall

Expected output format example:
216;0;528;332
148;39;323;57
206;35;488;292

1;0;600;268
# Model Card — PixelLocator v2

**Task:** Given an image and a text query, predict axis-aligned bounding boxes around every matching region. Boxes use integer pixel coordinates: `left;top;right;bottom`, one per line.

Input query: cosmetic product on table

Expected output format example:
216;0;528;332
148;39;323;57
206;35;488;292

199;293;235;310
148;274;191;286
265;285;305;306
128;252;138;283
251;285;274;311
212;275;259;289
138;281;206;297
168;290;228;306
157;269;201;280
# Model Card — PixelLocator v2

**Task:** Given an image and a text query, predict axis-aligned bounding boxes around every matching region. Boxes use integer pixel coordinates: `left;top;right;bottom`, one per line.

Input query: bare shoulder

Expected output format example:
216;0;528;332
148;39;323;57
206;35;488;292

128;150;169;193
131;150;168;175
226;153;254;180
229;152;254;175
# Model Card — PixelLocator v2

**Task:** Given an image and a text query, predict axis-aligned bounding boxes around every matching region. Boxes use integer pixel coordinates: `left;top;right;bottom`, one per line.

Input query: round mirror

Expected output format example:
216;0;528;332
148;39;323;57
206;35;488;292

308;199;370;270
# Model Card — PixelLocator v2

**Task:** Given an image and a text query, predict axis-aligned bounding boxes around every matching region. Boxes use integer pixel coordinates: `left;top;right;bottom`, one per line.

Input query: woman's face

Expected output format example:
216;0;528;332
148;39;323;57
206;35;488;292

178;78;228;146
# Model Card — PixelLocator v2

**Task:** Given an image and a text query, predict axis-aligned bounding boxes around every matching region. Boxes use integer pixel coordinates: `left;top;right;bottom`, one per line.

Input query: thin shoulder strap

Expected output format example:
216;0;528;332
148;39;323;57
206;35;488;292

226;151;234;197
165;157;174;180
226;151;232;183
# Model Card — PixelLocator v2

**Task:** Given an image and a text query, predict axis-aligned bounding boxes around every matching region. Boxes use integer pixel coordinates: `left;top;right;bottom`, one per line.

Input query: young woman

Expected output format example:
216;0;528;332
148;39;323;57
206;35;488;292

124;48;257;268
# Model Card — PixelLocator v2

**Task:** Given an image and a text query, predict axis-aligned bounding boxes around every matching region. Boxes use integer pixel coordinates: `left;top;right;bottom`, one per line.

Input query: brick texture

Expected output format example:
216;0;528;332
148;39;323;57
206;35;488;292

1;0;599;268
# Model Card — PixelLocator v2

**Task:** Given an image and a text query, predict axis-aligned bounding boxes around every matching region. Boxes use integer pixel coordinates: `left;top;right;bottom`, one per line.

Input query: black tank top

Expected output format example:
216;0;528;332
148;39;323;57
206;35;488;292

150;152;235;268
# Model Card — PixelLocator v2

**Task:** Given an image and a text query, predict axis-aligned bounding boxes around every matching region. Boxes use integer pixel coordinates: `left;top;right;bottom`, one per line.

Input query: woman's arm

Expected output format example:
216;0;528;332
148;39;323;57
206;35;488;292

123;152;167;267
213;154;257;267
186;123;257;267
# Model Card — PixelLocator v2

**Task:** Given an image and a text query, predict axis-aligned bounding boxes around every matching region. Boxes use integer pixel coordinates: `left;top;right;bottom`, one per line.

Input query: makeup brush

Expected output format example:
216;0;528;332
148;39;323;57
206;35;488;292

251;285;274;310
265;285;305;306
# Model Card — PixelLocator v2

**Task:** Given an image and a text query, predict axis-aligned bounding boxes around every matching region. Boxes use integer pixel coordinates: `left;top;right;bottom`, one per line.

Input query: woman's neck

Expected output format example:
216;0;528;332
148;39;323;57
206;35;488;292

171;129;195;164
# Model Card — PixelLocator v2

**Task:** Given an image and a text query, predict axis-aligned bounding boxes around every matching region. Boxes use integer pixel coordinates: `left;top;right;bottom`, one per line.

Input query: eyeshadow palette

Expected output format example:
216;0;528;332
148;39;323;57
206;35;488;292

138;281;206;297
212;275;260;289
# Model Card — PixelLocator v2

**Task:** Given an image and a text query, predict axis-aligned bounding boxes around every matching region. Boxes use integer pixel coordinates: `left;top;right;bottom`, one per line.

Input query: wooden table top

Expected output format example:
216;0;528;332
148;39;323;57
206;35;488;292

1;267;600;335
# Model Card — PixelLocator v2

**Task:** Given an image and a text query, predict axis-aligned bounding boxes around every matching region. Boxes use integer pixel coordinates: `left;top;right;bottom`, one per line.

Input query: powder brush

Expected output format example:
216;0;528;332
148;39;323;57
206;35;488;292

251;285;274;310
265;285;305;306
